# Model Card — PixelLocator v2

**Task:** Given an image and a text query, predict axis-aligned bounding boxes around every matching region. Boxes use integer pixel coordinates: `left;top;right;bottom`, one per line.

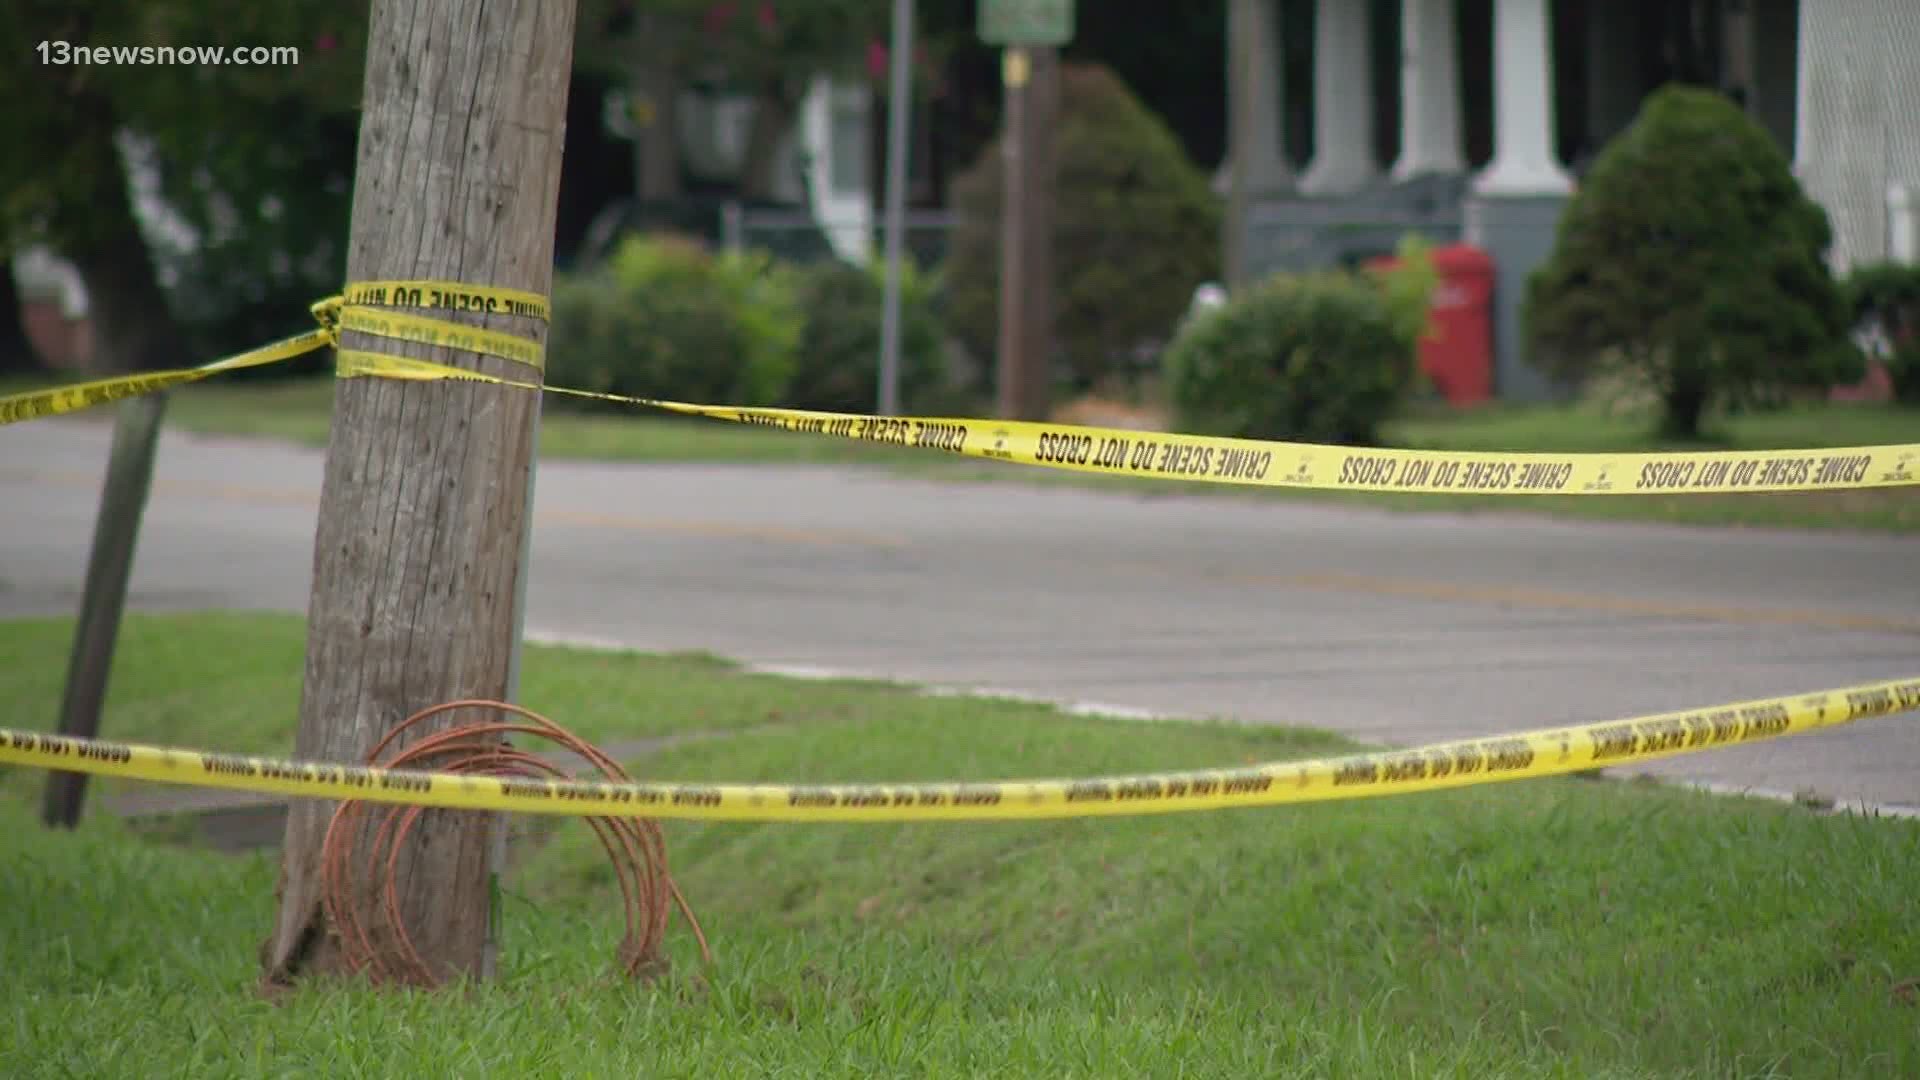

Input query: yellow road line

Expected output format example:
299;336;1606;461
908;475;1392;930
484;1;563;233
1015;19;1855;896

0;468;904;550
4;465;1900;628
536;509;905;549
1252;571;1920;637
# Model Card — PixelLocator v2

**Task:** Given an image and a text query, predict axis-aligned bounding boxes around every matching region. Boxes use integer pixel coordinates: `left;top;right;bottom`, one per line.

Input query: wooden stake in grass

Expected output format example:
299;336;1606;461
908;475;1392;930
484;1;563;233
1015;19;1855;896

262;0;577;988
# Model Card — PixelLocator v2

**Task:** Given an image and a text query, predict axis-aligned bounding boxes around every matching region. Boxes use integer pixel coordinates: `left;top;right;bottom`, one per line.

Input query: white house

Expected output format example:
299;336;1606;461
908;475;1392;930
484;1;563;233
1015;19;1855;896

1225;0;1920;401
673;74;878;263
13;72;883;368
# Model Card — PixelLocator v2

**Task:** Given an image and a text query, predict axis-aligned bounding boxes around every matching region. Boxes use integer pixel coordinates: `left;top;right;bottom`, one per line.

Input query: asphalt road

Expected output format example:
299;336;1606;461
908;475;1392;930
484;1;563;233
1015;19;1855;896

4;419;1916;810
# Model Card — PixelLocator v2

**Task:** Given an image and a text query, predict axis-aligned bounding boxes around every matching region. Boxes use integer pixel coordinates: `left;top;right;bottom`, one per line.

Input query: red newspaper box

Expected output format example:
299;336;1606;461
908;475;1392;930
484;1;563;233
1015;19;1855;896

1368;243;1494;406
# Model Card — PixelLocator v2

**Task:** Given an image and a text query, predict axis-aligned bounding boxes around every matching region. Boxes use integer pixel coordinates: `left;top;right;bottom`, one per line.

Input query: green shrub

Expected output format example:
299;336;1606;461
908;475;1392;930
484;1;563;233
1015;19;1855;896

1162;243;1435;446
1372;236;1444;353
783;257;948;414
547;233;801;408
1843;261;1920;404
944;62;1221;398
1523;84;1859;438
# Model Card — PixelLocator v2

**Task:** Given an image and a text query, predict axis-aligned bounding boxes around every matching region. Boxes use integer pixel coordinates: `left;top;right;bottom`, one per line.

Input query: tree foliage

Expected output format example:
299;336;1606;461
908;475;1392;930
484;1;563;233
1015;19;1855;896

0;266;35;372
546;232;802;407
0;2;367;369
574;0;904;200
784;256;948;413
577;0;889;84
1522;85;1859;438
1844;261;1920;405
944;61;1220;397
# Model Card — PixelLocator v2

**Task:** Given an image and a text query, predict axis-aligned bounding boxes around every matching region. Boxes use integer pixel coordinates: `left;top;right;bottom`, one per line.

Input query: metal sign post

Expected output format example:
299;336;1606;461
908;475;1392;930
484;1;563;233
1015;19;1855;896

877;0;917;416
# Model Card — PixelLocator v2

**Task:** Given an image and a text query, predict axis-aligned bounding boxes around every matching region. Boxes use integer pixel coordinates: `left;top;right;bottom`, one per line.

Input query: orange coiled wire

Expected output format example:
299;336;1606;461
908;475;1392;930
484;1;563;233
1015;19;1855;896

318;699;708;985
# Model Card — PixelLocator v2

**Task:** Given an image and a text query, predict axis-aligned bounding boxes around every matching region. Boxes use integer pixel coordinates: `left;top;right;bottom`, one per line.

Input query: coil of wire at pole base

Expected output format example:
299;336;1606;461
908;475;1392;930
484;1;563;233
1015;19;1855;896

317;699;708;986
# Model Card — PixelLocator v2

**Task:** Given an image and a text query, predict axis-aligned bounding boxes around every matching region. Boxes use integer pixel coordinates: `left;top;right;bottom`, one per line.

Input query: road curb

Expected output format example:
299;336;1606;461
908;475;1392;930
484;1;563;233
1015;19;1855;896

88;629;1920;829
529;629;1920;823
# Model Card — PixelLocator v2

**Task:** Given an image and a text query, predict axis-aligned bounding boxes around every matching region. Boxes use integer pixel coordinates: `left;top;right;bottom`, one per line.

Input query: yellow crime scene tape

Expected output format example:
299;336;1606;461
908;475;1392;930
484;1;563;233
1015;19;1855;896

2;677;1916;822
2;280;1916;823
315;299;546;371
336;352;1920;496
0;329;333;426
0;279;545;424
337;279;551;322
3;280;1919;497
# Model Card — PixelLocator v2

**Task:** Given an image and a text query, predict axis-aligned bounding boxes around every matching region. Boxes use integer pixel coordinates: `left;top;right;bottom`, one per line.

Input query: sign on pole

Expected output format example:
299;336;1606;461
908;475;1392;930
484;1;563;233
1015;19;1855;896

978;0;1075;47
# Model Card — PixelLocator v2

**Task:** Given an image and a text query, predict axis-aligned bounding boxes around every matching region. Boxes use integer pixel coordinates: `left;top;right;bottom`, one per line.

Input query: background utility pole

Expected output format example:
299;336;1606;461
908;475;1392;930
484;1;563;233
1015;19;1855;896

263;0;577;987
876;0;916;416
982;0;1071;422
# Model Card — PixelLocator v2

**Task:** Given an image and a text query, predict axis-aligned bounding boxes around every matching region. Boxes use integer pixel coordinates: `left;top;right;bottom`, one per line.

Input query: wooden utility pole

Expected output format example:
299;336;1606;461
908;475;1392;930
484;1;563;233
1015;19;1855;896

263;0;577;987
994;45;1057;421
40;394;166;828
39;104;194;829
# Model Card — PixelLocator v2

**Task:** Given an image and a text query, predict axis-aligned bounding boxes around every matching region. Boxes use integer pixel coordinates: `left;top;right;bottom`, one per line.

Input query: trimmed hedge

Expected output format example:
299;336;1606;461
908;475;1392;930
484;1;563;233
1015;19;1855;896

784;258;948;414
547;233;801;409
1844;262;1920;405
1163;242;1437;446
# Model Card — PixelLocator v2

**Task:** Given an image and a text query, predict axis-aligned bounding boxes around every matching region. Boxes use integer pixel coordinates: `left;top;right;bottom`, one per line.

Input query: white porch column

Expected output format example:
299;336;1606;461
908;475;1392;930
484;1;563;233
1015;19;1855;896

1472;0;1571;196
1391;0;1465;180
1231;0;1292;192
1298;0;1377;194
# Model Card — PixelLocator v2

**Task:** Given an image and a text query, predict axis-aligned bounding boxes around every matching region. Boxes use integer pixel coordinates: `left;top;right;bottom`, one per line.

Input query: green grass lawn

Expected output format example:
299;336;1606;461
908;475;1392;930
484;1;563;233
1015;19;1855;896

0;611;1011;802
4;612;1918;1076
1381;397;1920;453
2;373;934;465
10;368;1920;533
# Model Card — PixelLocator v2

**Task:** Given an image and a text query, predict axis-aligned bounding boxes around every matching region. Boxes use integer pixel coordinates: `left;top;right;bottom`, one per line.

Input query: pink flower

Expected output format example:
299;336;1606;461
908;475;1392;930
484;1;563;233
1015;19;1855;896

866;40;886;80
757;2;777;32
317;32;337;51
